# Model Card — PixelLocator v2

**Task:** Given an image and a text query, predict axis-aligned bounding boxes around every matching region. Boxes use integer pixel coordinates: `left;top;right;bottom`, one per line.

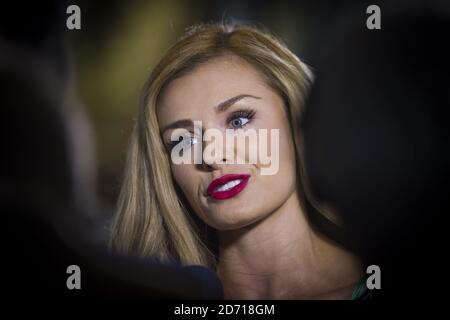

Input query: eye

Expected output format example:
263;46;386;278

231;117;249;128
180;136;199;149
228;109;256;129
167;135;199;151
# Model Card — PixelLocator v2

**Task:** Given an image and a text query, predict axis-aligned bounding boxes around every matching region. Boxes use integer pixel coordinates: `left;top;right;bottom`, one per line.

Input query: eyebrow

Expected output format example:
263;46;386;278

161;94;261;135
216;94;261;112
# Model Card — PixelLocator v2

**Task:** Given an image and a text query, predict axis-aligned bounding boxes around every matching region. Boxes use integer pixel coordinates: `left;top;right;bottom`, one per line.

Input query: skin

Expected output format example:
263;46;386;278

157;54;363;299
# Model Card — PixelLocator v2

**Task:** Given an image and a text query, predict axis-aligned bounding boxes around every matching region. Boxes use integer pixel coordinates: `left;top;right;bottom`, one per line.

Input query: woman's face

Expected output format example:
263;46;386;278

157;54;298;230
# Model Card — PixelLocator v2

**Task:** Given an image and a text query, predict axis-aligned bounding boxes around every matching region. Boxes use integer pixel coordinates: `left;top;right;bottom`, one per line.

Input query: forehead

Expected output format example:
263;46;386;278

156;54;269;126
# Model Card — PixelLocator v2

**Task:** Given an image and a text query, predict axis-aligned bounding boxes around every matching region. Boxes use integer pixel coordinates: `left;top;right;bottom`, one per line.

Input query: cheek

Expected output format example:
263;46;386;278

256;126;297;198
278;129;298;193
171;164;198;200
171;164;215;226
248;136;296;222
278;129;297;174
251;119;296;178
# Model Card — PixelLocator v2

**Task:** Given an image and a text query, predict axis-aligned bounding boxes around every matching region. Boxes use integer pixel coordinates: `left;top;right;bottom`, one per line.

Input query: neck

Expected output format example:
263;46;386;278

216;191;363;299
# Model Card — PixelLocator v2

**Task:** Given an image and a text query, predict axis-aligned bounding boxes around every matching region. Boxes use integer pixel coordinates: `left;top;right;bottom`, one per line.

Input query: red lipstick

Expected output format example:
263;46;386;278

207;174;250;200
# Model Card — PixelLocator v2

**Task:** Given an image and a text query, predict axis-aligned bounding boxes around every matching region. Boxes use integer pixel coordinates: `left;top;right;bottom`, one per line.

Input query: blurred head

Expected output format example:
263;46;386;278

110;22;318;267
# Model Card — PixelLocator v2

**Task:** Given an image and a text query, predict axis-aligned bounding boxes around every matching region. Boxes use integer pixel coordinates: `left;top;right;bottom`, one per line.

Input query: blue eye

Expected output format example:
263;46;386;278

231;117;250;128
181;136;199;148
228;109;256;129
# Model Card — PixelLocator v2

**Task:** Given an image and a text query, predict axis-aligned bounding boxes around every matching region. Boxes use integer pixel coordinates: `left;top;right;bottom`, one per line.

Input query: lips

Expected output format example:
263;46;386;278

207;173;251;200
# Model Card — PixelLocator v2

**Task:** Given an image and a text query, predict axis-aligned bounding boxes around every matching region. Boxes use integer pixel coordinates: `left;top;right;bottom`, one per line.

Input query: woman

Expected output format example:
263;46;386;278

110;22;367;299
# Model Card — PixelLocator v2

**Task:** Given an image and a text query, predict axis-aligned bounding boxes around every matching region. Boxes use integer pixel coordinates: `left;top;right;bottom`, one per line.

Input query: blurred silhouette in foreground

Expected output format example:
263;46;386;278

0;1;222;302
302;2;450;300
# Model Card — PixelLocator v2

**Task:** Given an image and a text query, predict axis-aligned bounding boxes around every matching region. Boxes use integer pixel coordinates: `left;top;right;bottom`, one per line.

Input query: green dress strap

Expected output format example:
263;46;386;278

351;274;373;300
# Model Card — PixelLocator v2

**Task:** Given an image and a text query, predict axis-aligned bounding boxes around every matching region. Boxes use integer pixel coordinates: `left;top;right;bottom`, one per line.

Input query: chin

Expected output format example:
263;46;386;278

204;207;266;231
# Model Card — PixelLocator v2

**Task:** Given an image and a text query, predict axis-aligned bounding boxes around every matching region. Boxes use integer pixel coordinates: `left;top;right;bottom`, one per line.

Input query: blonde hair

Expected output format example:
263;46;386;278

109;22;338;268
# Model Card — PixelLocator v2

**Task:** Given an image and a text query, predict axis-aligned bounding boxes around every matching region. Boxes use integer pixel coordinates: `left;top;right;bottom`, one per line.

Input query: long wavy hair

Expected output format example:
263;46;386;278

109;22;342;268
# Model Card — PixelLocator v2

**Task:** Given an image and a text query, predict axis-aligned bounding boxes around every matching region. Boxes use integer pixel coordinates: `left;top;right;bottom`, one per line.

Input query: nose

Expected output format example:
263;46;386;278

201;128;234;170
202;142;228;170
